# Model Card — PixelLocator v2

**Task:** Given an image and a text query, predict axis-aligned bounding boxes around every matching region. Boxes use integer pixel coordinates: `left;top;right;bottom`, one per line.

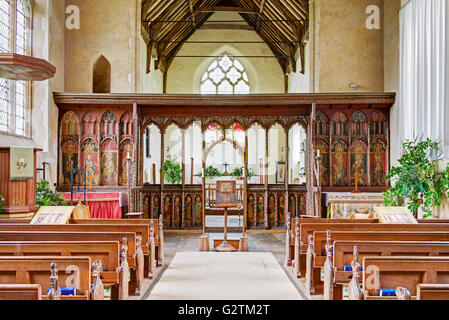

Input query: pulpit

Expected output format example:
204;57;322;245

0;147;41;219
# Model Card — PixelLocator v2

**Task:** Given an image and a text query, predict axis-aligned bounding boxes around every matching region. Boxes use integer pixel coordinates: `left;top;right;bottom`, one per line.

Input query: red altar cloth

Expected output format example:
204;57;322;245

60;192;124;219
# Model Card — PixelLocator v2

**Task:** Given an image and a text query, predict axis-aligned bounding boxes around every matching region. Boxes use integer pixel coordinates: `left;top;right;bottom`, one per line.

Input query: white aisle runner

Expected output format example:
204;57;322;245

148;252;302;300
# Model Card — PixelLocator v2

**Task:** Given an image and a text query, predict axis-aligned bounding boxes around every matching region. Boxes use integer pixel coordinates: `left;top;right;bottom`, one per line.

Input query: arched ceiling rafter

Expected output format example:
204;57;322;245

141;0;309;75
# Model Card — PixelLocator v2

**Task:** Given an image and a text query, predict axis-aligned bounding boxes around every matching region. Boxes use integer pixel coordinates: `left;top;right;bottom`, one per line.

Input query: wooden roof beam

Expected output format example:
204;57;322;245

153;1;190;41
279;0;307;21
256;0;266;32
200;24;255;30
196;6;258;13
144;0;176;21
187;0;196;29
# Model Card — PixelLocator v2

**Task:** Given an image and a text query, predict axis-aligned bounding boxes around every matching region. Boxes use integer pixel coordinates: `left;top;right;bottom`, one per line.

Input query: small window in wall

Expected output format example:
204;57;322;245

200;54;250;95
93;55;111;93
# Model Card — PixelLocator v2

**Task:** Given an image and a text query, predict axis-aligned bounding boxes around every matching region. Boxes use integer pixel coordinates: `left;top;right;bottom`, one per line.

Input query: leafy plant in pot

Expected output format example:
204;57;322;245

230;167;255;180
0;195;4;213
383;138;449;219
36;180;67;210
164;155;182;184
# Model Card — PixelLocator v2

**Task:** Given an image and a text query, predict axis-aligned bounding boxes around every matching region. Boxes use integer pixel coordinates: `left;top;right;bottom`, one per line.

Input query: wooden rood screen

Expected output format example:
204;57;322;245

53;93;395;230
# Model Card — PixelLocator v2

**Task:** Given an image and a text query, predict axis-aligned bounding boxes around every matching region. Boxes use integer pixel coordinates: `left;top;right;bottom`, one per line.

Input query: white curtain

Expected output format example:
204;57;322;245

398;0;449;156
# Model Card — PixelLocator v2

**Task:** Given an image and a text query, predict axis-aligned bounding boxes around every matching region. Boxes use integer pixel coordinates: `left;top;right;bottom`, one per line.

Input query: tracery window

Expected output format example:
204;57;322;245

200;54;250;95
0;0;31;136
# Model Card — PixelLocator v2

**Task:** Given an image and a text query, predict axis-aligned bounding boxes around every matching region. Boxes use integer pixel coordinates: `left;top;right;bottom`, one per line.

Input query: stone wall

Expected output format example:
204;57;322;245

314;0;385;92
64;0;139;93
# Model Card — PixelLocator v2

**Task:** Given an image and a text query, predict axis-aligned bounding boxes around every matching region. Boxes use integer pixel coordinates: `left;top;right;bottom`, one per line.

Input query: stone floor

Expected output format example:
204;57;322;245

129;229;314;300
164;231;286;265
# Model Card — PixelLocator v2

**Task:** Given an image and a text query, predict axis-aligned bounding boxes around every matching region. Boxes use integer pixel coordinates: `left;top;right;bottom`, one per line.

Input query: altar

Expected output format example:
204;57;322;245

60;192;126;219
325;192;385;219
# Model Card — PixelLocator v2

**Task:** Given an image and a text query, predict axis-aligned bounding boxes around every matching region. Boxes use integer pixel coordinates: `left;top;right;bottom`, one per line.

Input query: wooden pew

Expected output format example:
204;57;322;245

0;218;162;275
289;218;379;274
0;284;42;300
0;256;94;300
300;223;449;251
361;256;449;300
0;224;149;285
417;284;449;300
418;219;449;223
0;241;128;300
297;223;449;277
69;218;162;272
329;241;449;300
307;231;449;295
0;231;141;296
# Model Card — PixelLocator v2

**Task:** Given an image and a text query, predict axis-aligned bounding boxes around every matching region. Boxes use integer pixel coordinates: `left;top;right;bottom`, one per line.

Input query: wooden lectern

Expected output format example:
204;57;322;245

0;147;41;219
214;204;238;252
214;181;239;252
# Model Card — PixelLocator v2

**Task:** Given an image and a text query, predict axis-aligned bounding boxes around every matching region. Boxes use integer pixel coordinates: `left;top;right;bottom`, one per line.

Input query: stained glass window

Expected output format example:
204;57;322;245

0;0;30;136
200;54;250;95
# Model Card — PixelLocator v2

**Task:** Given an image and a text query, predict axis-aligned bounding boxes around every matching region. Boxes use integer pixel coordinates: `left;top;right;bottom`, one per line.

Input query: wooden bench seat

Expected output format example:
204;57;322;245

418;219;449;224
0;256;93;300
0;231;141;296
69;218;162;271
362;256;449;300
0;218;162;273
289;219;379;271
0;241;128;300
417;284;449;300
306;231;449;295
328;241;449;300
0;284;42;300
0;224;149;284
300;223;449;253
295;223;449;278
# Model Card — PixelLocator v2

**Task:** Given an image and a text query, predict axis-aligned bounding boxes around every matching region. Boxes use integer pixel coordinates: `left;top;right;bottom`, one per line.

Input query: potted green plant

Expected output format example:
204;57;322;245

36;180;68;210
230;167;255;180
383;138;449;218
204;165;223;179
231;167;244;179
0;195;4;213
164;154;182;184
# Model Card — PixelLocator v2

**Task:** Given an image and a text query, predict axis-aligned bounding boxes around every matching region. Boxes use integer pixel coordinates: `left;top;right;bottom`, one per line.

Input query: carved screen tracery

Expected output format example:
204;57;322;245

351;111;368;136
100;110;118;140
81;111;98;139
120;111;134;141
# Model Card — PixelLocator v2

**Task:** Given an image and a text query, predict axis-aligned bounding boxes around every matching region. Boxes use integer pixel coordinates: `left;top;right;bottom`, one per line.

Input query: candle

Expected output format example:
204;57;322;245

316;149;320;158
